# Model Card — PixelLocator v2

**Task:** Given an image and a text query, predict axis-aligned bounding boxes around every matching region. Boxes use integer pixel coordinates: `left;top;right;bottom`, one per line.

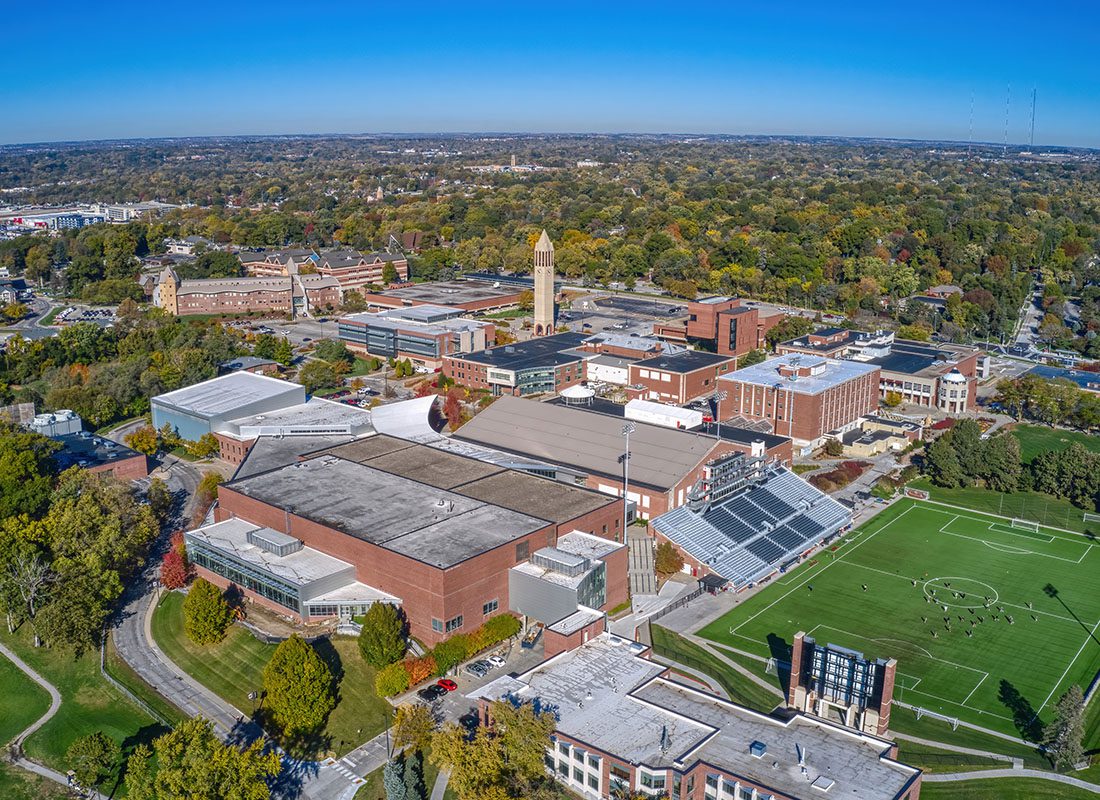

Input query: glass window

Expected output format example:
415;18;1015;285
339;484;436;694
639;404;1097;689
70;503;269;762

558;742;570;756
431;618;443;633
445;615;463;633
588;755;600;769
740;787;754;800
573;767;584;782
482;599;499;615
516;541;529;561
588;773;599;789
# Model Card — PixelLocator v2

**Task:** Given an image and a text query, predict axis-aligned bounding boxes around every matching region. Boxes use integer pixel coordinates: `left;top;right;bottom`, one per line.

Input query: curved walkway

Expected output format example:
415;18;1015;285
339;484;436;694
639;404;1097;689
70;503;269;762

0;641;106;800
923;767;1100;791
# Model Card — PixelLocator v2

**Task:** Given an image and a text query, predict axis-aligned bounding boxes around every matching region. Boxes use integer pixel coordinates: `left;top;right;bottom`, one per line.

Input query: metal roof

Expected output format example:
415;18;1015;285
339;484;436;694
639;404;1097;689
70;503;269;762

152;372;304;419
453;395;724;491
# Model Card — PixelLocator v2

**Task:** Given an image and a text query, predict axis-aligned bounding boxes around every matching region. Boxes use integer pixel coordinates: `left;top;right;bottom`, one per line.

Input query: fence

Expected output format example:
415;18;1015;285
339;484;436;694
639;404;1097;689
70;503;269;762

646;585;705;624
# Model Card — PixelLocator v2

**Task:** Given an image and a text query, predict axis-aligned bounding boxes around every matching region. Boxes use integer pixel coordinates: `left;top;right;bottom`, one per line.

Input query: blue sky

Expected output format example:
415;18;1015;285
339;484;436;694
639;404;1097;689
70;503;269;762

2;1;1099;146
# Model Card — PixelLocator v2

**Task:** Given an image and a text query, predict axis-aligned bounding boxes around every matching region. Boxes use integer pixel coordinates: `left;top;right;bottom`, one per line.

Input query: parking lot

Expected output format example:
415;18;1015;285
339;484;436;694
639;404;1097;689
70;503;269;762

558;293;686;337
393;638;548;724
55;305;117;325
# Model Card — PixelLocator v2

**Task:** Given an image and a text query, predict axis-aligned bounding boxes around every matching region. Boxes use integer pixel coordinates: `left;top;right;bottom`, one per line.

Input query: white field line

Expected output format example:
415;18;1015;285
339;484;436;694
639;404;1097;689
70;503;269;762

1038;617;1100;714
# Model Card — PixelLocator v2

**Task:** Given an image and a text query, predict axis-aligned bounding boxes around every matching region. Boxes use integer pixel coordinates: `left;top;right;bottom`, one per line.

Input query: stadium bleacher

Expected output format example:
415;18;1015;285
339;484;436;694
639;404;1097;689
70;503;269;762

652;465;851;589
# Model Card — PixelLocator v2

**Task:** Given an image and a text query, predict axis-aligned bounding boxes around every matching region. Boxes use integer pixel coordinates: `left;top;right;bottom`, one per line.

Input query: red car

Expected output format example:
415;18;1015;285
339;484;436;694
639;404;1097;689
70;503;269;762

437;679;458;692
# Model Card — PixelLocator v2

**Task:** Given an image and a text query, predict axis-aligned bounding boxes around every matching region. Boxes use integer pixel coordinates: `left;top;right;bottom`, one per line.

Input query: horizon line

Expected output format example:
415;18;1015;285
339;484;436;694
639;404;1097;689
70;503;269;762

0;130;1093;153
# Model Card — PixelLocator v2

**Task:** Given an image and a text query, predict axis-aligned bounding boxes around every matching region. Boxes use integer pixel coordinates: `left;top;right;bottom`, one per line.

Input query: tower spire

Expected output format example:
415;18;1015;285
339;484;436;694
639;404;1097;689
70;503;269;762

533;230;555;336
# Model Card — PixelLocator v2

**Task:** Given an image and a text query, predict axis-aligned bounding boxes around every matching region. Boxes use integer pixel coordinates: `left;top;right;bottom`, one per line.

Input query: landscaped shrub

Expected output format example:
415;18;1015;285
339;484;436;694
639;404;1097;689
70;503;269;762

375;661;410;697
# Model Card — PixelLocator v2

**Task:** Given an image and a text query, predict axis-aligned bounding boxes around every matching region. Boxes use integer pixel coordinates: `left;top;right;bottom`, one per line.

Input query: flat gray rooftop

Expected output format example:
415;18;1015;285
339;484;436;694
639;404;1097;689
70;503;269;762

454;395;723;491
473;633;918;797
376;280;520;307
220;397;373;437
232;434;359;480
720;352;878;395
152;372;304;419
225;455;549;568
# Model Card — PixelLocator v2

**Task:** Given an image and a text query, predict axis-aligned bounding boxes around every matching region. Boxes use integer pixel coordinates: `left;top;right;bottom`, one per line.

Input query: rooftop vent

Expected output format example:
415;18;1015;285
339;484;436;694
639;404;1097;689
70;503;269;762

749;740;767;758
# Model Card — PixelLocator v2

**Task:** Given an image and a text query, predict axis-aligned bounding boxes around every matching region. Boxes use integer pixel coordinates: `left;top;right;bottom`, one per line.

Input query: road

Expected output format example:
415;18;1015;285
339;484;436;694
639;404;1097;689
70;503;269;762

1;296;60;341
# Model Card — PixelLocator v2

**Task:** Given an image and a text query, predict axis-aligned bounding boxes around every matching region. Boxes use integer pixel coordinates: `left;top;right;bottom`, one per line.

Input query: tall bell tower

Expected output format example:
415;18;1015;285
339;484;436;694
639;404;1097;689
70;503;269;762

533;229;555;336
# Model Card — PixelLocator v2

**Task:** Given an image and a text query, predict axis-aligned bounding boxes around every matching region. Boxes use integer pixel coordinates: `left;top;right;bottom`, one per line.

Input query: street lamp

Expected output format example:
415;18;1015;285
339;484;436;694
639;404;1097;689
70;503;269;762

712;389;728;441
618;422;636;542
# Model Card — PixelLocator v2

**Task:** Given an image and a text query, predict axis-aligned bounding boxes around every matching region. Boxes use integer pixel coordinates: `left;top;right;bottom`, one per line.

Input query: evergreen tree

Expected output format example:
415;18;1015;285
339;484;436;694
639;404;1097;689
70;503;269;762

273;337;294;366
979;433;1022;493
1043;684;1085;770
262;634;335;736
182;577;233;645
403;749;426;800
358;602;407;667
950;419;984;479
924;436;966;488
383;757;407;800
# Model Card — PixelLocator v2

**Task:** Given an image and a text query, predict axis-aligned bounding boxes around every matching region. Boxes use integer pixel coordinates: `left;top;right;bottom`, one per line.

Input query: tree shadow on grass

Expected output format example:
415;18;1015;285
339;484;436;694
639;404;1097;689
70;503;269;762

105;722;172;798
998;678;1043;742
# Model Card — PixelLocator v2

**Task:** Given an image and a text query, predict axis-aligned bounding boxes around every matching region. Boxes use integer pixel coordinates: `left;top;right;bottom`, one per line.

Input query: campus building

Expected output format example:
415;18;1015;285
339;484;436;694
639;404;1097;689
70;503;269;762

443;333;589;396
654;297;785;358
338;305;495;370
239;248;320;277
717;353;880;452
52;431;149;481
777;329;983;413
155;267;342;317
314;250;409;291
356;279;527;314
453;395;791;520
626;350;738;405
471;633;922;800
186;435;626;644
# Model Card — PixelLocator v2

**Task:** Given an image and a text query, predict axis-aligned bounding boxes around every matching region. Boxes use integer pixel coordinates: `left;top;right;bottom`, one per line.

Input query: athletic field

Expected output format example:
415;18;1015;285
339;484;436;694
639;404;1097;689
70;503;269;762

697;499;1100;738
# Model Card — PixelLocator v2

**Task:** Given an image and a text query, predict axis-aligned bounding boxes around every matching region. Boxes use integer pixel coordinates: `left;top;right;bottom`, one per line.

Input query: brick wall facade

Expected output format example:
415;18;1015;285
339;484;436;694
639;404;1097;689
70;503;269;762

87;453;149;481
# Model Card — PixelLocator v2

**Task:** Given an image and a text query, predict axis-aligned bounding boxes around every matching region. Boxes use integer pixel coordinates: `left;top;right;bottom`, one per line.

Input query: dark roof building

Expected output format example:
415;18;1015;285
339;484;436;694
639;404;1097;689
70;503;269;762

444;333;589;396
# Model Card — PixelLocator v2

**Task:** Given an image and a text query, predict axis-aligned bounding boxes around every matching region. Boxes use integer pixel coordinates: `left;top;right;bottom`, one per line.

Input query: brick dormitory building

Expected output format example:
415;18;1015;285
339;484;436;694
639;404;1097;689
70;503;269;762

184;435;628;646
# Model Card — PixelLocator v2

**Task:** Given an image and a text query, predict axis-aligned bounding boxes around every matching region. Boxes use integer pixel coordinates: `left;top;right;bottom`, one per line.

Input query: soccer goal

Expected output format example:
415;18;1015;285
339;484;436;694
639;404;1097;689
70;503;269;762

1011;518;1040;533
1084;512;1100;525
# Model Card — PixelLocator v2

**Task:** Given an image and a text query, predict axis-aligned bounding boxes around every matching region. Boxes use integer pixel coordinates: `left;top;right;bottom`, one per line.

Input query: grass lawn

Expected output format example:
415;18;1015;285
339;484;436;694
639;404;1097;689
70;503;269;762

649;625;782;713
0;765;69;800
348;357;381;377
482;308;529;319
0;649;50;746
152;591;392;757
892;740;1006;773
0;625;165;789
909;478;1097;534
37;306;62;326
1012;423;1100;463
697;499;1100;740
920;777;1100;799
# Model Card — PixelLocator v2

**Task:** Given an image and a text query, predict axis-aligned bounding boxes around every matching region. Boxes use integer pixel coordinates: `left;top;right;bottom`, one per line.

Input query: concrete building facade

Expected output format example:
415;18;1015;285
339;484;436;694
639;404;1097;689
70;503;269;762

533;230;556;336
338;305;495;369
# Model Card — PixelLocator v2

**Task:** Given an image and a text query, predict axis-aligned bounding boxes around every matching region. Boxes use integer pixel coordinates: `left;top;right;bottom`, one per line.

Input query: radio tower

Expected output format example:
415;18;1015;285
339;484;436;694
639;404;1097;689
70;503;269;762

1029;88;1037;150
1003;84;1011;157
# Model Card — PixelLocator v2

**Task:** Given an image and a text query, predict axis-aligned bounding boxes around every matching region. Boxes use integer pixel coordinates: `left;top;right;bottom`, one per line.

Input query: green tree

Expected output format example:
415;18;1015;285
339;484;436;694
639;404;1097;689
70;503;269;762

430;634;469;676
186;432;221;459
824;438;844;457
182;577;233;645
2;302;28;322
253;334;277;360
765;315;815;347
924;436;966;488
296;360;338;393
262;634;335;736
1042;684;1085;770
654;541;684;576
313;338;355;369
383;263;399;284
358;602;406;667
896;324;932;342
950;419;984;479
125;717;280;800
393;702;436;753
375;661;410;697
0;426;60;520
273;337;294;367
738;348;767;367
66;731;121;790
979;433;1022;493
125;424;160;456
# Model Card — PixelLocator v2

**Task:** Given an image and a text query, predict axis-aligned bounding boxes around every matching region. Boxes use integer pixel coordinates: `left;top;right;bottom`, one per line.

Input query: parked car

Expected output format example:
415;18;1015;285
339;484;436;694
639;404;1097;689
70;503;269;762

464;662;490;678
437;678;458;692
487;655;506;669
417;684;446;702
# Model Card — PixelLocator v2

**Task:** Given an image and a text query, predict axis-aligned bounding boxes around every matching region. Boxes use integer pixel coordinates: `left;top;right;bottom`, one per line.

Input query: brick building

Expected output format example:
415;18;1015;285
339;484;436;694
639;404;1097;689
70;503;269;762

718;353;880;452
155;267;342;317
655;297;785;357
453;396;791;521
52;432;149;481
338;305;495;370
315;250;409;291
443;332;588;396
778;329;982;413
626;350;737;405
472;633;922;800
186;436;626;645
239;248;319;277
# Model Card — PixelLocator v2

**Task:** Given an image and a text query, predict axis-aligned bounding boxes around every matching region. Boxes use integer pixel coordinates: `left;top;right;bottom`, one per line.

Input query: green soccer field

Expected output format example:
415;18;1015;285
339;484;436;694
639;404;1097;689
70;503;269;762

697;499;1100;739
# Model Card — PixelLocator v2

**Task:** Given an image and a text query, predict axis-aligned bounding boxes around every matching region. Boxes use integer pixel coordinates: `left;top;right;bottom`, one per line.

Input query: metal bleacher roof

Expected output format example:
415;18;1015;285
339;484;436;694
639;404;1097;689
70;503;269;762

651;466;851;589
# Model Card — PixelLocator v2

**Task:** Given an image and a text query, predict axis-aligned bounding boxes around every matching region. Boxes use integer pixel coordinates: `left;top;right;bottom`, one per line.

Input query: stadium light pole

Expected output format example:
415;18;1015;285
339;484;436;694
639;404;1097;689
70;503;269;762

618;422;636;542
712;389;728;441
